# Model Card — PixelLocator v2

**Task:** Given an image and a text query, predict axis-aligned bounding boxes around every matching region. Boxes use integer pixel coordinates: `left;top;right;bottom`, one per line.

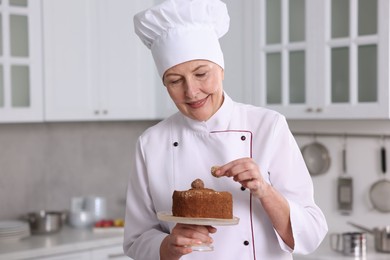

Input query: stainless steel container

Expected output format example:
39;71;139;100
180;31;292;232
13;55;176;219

26;210;66;234
330;232;367;257
348;222;390;253
373;226;390;253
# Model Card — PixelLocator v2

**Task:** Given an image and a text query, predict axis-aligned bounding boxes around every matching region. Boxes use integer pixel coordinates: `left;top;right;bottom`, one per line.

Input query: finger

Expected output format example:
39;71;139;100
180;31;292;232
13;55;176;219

219;158;255;178
172;224;214;244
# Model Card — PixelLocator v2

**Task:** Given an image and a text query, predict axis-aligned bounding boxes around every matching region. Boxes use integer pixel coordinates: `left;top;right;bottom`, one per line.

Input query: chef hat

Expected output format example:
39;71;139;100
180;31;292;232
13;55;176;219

134;0;230;78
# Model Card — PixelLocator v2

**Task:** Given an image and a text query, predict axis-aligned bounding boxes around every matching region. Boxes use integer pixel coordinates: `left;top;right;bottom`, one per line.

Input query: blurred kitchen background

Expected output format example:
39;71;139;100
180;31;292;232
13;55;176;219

1;0;390;259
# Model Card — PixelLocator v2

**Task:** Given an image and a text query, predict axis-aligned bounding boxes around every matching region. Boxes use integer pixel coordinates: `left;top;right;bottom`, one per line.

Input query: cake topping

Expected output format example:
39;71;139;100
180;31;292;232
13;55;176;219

191;179;204;189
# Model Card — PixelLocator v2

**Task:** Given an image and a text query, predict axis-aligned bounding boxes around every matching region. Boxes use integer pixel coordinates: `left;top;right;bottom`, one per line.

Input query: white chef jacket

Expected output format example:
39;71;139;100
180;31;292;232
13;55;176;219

123;93;328;260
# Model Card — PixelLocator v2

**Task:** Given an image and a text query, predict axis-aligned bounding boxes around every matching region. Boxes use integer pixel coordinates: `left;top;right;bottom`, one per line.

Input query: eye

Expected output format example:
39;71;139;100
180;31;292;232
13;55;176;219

170;79;182;85
195;72;207;78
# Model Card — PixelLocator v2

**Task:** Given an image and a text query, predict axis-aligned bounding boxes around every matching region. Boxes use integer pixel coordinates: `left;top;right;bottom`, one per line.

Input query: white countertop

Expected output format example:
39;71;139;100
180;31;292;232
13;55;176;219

0;226;124;260
294;234;390;260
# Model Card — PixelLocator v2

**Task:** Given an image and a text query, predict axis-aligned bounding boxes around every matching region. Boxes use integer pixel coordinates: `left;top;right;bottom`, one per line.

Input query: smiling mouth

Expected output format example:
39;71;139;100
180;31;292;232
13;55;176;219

187;96;208;109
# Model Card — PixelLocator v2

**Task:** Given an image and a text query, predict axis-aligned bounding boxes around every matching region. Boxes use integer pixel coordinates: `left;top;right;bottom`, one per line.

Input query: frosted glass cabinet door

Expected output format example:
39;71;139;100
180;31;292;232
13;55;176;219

0;0;43;122
257;0;389;118
262;0;307;114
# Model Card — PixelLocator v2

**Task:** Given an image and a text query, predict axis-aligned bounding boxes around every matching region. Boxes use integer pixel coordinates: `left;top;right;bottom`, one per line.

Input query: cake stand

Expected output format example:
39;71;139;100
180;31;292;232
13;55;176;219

157;211;239;252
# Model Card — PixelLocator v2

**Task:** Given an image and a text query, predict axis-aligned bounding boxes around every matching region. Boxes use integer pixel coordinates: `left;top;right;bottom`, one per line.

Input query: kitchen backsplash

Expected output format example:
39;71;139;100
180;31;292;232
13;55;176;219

1;119;390;233
0;121;158;220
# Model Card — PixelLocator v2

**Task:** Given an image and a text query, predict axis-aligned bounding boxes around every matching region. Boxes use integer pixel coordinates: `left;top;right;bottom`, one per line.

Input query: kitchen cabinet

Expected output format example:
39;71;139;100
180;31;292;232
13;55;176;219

0;0;44;122
254;0;390;119
43;0;157;121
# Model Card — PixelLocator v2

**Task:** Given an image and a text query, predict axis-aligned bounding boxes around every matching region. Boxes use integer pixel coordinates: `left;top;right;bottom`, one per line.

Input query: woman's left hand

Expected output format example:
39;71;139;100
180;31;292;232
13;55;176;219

214;157;270;199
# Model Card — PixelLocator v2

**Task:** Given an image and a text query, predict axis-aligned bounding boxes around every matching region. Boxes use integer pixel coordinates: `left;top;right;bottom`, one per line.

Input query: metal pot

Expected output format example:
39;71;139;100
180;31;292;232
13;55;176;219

348;222;390;253
25;210;67;234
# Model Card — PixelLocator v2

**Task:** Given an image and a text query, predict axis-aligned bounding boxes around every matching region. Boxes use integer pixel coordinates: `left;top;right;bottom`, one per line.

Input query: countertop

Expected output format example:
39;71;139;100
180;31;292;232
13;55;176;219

0;226;124;260
294;234;390;260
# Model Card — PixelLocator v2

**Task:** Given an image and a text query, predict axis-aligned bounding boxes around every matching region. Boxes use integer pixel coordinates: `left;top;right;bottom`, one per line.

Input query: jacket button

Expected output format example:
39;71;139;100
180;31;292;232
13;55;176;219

240;186;246;191
173;142;179;147
241;136;246;141
244;240;250;246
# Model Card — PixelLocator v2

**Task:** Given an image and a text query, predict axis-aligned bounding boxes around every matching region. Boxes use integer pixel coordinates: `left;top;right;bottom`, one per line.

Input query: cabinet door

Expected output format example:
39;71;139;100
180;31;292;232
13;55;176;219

43;0;100;121
97;0;156;120
320;0;389;119
0;0;43;122
43;0;157;121
257;0;316;118
255;0;390;119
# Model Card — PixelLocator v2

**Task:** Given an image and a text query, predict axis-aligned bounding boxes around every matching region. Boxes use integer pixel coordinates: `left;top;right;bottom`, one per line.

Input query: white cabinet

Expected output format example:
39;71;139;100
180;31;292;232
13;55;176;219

0;0;44;122
254;0;390;119
43;0;157;121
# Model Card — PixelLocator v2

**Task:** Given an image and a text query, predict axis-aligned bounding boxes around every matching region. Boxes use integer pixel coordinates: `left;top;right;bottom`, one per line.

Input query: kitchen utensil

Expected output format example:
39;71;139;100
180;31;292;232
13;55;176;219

25;211;66;234
348;222;390;253
68;211;95;228
330;231;366;257
301;141;331;176
369;146;390;212
337;145;353;214
84;196;107;222
71;196;107;222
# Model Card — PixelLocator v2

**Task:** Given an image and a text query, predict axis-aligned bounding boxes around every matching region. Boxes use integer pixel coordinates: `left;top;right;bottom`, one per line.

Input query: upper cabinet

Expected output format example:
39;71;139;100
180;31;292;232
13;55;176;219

43;0;157;121
254;0;390;119
0;0;43;122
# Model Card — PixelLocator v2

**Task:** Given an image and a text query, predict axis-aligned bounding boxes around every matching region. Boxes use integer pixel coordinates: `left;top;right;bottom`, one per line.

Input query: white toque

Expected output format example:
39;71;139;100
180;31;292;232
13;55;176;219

134;0;230;78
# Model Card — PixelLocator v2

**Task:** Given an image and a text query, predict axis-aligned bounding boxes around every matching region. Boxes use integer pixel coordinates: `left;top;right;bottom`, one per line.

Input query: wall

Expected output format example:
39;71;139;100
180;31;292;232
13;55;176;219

0;121;158;220
2;119;390;232
289;119;390;233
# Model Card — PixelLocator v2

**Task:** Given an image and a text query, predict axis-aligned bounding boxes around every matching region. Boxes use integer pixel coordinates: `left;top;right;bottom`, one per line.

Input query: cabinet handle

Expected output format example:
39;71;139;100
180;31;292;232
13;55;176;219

316;107;323;113
94;110;100;115
306;107;313;112
102;110;108;115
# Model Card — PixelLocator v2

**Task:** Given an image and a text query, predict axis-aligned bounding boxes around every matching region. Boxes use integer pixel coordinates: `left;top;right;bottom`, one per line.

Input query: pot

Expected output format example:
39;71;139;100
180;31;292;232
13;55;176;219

348;222;390;253
25;210;67;234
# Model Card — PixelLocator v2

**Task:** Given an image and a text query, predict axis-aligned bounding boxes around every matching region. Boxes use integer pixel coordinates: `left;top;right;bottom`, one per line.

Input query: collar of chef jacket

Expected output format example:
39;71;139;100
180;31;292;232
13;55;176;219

181;92;234;132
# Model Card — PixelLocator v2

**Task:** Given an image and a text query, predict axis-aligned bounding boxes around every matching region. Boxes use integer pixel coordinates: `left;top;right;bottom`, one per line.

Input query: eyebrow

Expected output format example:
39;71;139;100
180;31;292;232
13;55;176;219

164;64;209;78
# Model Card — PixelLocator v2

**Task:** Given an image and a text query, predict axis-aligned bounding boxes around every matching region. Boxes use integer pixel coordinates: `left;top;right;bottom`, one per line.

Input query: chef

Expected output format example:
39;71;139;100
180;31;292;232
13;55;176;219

123;0;328;259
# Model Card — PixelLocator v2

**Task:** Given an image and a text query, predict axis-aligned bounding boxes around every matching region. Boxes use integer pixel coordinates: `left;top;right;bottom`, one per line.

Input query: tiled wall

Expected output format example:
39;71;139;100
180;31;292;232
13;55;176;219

0;121;158;220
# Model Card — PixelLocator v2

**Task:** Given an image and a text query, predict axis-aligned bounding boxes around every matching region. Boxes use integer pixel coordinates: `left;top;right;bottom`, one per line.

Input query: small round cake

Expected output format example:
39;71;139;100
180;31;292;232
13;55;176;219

172;179;233;219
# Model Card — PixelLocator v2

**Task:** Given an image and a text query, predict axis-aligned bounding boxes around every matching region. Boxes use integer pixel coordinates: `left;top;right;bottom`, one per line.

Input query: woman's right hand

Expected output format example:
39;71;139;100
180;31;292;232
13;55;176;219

160;224;217;260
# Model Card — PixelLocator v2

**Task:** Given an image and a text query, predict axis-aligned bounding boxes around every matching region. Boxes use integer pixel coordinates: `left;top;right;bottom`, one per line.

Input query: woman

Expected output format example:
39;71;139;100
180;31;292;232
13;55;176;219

123;0;328;259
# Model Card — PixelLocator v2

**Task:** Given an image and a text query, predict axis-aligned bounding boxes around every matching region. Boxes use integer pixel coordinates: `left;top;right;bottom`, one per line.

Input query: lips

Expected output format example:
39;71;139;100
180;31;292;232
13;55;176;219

187;96;208;109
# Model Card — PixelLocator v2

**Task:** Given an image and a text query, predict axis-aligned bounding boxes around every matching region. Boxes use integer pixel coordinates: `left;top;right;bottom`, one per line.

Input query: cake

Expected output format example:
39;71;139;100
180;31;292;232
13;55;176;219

172;179;233;219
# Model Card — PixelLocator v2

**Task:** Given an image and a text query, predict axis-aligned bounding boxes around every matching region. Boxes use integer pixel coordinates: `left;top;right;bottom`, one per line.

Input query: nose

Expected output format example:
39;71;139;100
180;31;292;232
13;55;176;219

184;78;199;99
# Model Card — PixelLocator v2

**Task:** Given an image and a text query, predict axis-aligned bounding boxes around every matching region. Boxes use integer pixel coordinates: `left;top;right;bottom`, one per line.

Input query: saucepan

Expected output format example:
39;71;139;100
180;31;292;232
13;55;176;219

348;222;390;253
24;210;67;234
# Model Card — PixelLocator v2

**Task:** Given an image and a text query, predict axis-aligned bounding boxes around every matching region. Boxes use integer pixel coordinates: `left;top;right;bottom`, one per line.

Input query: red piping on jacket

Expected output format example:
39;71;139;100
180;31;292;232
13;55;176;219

210;130;256;260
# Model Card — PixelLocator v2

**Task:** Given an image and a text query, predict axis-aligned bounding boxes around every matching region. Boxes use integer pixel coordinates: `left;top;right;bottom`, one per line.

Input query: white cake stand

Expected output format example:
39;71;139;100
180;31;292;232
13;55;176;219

157;211;239;252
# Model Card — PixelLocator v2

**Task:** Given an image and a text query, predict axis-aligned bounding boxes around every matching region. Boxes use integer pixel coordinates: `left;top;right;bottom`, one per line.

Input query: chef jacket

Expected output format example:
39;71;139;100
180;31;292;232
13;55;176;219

123;93;328;260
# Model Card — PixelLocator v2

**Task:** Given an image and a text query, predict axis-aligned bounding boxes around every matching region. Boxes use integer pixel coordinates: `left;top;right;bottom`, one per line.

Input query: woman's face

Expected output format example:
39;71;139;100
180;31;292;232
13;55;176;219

163;60;224;121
